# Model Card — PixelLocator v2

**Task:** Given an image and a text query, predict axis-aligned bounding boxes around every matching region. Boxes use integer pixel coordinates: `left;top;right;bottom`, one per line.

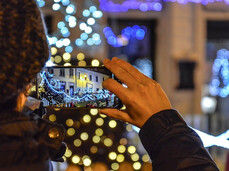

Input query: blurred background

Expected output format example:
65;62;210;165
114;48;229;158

36;0;229;170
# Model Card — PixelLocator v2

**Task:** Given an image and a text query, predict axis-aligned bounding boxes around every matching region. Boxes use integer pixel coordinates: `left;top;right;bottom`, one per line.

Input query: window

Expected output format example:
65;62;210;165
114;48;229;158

60;68;65;77
96;76;98;82
48;68;53;74
69;68;74;77
89;75;92;81
78;72;80;79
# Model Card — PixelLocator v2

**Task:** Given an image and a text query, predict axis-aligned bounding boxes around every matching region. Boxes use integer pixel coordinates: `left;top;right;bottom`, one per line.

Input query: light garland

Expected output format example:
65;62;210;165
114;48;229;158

36;0;104;66
99;0;163;12
209;49;229;98
103;25;147;47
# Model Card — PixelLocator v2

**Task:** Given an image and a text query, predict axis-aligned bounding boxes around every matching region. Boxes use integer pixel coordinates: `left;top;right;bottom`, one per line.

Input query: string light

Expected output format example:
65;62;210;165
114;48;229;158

74;139;82;147
109;120;117;128
90;109;98;115
142;154;150;162
209;49;229;97
92;135;101;143
116;154;125;163
104;138;113;147
117;145;126;153
83;115;92;123
72;155;80;164
133;162;141;170
99;0;163;12
127;146;136;154
111;163;119;170
131;153;140;161
91;59;100;66
67;128;75;136
78;60;86;66
103;25;147;47
66;118;74;127
65;148;72;158
95;118;104;126
109;152;117;160
49;114;56;122
95;128;104;136
90;146;98;154
80;132;89;141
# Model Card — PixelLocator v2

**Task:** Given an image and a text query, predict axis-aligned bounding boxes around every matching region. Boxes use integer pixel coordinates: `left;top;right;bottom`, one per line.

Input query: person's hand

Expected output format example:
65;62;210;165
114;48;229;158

100;57;172;128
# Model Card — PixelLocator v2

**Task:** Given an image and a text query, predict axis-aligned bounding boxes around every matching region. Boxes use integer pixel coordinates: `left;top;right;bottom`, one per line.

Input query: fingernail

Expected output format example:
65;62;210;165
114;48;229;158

112;57;119;62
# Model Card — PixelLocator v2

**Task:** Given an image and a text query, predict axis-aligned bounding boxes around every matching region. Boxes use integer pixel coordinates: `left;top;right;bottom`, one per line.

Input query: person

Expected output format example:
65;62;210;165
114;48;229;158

0;0;65;170
100;57;220;171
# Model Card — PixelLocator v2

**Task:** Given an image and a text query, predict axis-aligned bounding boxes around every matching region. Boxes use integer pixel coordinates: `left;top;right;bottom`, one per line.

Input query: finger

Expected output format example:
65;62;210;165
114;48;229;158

102;78;129;103
111;57;152;85
103;58;136;87
99;108;131;123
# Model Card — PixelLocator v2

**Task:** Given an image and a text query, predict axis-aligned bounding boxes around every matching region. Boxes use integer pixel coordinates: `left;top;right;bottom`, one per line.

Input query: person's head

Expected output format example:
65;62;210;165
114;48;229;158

0;0;50;112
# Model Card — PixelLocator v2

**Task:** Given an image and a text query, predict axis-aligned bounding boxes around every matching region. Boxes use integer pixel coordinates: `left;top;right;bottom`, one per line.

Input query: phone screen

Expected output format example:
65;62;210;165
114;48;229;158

37;66;122;108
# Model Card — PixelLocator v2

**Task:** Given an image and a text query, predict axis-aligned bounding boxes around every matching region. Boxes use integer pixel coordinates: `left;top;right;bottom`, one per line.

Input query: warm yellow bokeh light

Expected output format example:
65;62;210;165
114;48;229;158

109;152;117;160
78;60;86;66
116;154;125;163
49;114;56;122
54;55;62;63
96;118;104;126
72;155;80;164
74;139;82;147
111;163;119;170
90;146;98;154
131;153;139;161
91;59;100;66
99;114;107;118
119;138;128;145
128;146;136;154
66;119;74;127
77;53;85;60
64;62;71;66
92;135;100;143
142;154;150;162
63;53;71;62
104;138;113;147
109;120;117;128
133;162;141;170
83;158;92;166
83;115;91;123
90;109;98;115
54;108;60;111
95;128;103;136
51;47;57;55
65;148;72;158
117;145;126;153
67;128;75;136
126;124;133;132
80;132;89;141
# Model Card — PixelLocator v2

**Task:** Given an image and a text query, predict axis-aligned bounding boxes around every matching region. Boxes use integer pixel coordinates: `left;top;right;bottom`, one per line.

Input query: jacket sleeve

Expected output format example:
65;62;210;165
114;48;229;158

139;109;219;171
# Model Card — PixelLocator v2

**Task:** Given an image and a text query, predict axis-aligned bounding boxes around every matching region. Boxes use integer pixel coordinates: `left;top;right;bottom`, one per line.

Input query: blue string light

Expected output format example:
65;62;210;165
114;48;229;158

99;0;163;12
209;49;229;98
103;25;147;47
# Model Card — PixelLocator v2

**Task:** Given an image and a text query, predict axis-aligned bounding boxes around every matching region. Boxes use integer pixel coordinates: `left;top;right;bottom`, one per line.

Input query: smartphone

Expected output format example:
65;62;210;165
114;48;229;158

36;66;122;109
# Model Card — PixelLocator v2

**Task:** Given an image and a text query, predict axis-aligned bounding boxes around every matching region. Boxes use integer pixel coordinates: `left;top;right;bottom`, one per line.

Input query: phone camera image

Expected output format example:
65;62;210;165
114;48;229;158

37;67;122;109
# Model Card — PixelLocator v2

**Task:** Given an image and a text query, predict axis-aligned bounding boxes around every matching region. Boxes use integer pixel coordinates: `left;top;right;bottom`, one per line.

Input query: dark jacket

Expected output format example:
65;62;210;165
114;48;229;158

0;111;65;171
139;109;220;171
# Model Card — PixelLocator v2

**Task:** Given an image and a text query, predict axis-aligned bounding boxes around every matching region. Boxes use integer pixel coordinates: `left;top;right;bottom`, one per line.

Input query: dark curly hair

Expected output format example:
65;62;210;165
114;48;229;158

0;0;50;104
